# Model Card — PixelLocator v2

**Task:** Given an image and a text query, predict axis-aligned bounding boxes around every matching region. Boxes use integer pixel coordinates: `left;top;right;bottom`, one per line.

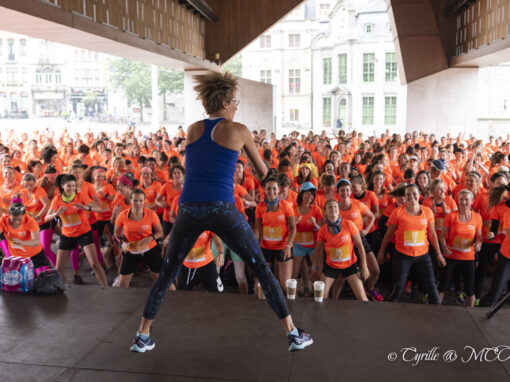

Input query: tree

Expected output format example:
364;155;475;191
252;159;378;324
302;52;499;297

109;58;151;122
158;68;183;120
221;54;242;76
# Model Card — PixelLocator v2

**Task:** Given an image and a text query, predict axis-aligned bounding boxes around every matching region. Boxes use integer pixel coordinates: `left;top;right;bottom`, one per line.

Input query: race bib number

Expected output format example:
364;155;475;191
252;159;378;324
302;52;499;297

328;246;351;262
125;241;150;255
61;213;81;228
452;236;473;252
263;226;282;242
186;246;206;263
294;231;314;246
403;230;425;247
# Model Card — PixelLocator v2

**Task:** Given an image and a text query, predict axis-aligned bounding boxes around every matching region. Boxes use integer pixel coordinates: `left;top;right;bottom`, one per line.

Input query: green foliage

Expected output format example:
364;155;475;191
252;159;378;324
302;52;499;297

158;68;183;95
221;54;242;76
109;58;152;121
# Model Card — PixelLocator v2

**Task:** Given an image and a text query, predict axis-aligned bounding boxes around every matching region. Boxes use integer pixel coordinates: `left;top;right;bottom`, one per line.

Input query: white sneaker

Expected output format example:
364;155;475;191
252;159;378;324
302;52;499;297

112;276;119;287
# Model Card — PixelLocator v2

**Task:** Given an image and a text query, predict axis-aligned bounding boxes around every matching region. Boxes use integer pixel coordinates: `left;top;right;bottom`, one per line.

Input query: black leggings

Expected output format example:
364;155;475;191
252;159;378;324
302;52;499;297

438;258;475;296
480;253;510;307
474;242;500;299
143;201;289;320
389;250;440;304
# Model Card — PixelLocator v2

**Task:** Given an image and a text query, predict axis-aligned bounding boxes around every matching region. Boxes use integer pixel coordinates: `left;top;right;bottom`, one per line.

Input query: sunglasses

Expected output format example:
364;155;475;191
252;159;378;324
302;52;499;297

231;98;240;106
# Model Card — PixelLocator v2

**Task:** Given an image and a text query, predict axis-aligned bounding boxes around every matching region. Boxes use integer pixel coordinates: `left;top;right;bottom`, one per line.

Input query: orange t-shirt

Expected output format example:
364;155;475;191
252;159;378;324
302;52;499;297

115;208;159;254
49;192;92;237
157;181;182;222
421;196;458;235
317;219;359;269
94;183;116;221
112;192;131;213
19;186;48;226
490;202;510;243
352;190;378;233
339;199;370;231
141;181;163;215
79;181;99;225
472;192;502;244
0;214;42;257
256;200;294;250
293;204;323;248
443;211;482;261
0;184;23;215
183;231;214;269
499;207;510;259
388;205;434;257
316;190;338;210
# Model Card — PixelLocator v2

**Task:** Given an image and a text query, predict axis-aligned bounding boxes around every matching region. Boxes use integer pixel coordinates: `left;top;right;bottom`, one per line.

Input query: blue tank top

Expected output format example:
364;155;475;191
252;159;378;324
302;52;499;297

179;118;238;203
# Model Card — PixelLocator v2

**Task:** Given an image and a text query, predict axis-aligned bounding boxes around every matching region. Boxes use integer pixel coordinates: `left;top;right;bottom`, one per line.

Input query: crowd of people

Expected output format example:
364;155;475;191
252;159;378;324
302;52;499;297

0;121;509;308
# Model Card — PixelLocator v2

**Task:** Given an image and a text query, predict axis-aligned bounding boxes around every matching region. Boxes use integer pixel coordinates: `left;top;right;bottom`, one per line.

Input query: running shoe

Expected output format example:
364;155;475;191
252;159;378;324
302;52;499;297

404;281;412;293
474;298;480;307
368;288;384;302
130;334;155;353
456;292;466;306
112;276;119;287
288;328;313;352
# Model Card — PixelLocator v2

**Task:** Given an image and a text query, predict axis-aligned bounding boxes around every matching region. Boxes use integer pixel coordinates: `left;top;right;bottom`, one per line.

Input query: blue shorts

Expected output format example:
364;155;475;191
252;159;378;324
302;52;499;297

292;243;314;257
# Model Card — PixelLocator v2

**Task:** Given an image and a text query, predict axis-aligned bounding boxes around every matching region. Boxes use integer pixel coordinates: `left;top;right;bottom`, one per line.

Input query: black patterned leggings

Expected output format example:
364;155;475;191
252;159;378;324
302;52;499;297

143;201;290;320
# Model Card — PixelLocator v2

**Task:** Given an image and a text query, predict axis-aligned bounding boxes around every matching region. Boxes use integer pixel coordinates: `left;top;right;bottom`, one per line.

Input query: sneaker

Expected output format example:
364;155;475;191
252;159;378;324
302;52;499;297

112;276;120;287
73;275;85;285
130;334;155;353
456;292;466;306
474;298;480;307
404;281;412;293
368;288;384;302
288;328;313;352
420;293;429;304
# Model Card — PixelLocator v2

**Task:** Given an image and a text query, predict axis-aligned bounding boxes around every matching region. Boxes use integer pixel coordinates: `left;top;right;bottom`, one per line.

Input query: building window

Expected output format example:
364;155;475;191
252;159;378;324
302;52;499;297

260;35;271;48
36;69;42;84
289;34;300;48
45;69;52;84
338;54;347;84
319;3;330;18
55;69;62;84
289;69;301;94
290;109;299;121
7;68;17;84
21;67;27;83
323;97;331;125
385;96;397;125
365;24;374;34
323;58;332;85
362;96;374;125
260;70;272;84
339;98;347;128
363;53;375;82
20;39;26;56
20;93;28;113
10;92;17;113
385;52;397;81
8;39;14;61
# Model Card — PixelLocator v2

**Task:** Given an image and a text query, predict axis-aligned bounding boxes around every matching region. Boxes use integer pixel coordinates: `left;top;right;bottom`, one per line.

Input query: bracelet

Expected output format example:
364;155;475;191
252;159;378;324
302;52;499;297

284;244;291;249
88;205;92;212
310;266;318;271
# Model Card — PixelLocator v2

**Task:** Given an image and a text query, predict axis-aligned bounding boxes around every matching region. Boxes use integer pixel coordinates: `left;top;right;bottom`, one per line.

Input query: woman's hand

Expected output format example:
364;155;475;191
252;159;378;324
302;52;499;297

437;254;447;267
376;251;385;265
73;203;88;211
215;253;224;267
360;265;370;281
283;245;292;260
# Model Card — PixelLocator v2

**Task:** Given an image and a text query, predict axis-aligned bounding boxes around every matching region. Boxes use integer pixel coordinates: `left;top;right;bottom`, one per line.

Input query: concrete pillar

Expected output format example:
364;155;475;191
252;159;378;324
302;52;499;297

406;68;478;137
151;64;159;131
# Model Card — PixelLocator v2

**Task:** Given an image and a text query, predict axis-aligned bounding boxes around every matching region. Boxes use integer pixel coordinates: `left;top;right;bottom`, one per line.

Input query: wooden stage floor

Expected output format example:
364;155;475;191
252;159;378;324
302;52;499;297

1;286;509;382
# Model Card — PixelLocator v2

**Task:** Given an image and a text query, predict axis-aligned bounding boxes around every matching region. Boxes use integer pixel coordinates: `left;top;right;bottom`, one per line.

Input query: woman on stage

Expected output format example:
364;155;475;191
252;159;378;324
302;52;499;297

130;72;312;353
